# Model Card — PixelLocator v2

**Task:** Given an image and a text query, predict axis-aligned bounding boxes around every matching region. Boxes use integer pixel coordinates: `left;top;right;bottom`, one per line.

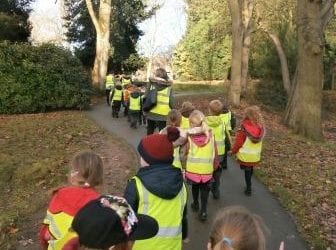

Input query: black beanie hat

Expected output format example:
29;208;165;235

72;195;158;248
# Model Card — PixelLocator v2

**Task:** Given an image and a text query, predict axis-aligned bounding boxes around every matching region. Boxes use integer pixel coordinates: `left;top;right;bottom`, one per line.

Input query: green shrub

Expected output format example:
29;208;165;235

0;42;92;114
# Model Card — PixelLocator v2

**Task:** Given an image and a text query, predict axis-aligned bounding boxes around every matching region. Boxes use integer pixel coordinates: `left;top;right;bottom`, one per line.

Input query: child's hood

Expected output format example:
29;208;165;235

206;115;222;128
48;186;99;215
136;164;183;200
242;119;265;143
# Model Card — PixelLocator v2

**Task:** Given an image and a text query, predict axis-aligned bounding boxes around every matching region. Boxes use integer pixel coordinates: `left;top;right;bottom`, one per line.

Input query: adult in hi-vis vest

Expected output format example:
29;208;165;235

124;130;188;250
145;68;174;135
229;106;265;196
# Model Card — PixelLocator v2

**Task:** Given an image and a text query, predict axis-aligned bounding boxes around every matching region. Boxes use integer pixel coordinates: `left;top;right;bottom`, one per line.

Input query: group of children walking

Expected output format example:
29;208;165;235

40;101;268;250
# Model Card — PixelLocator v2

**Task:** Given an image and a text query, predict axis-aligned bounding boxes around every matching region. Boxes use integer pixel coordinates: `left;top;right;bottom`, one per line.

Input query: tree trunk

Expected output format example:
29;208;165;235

228;0;243;106
267;32;291;95
241;0;253;97
86;0;111;89
285;0;324;140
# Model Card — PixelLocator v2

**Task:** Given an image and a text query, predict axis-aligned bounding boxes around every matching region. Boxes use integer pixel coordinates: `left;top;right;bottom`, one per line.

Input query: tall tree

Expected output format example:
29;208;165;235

228;0;243;106
85;0;111;89
65;0;148;87
0;0;33;41
228;0;254;106
284;0;335;140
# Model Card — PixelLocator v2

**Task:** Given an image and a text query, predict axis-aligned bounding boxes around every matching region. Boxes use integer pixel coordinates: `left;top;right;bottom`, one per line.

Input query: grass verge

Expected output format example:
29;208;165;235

0;111;128;248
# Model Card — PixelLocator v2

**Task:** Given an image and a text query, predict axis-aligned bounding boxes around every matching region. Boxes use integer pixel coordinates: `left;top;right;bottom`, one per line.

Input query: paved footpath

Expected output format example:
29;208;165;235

86;103;309;250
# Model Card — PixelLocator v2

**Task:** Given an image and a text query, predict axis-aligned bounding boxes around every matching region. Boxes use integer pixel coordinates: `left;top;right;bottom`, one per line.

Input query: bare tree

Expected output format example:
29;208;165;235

228;0;244;106
85;0;112;89
228;0;254;106
284;0;335;140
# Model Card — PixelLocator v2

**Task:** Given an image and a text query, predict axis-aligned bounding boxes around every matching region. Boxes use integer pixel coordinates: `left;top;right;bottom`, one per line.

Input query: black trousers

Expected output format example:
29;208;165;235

241;165;254;191
211;167;222;194
192;183;210;213
112;100;121;117
129;111;140;128
146;119;166;135
105;89;111;105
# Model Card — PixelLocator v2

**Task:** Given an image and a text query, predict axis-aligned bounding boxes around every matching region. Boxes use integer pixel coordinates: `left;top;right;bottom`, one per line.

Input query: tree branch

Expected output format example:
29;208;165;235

320;0;335;29
85;0;101;33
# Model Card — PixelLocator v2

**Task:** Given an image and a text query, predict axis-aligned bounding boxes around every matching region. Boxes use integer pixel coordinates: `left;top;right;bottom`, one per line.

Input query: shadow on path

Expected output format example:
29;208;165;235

86;103;309;250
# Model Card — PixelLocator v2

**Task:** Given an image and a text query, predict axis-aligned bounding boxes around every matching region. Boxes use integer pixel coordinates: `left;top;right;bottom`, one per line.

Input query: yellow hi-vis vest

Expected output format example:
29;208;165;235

173;147;182;169
186;136;215;175
112;88;122;101
220;111;232;131
43;211;78;250
236;137;262;163
105;74;114;89
122;78;131;87
150;87;171;116
180;116;189;130
206;117;226;156
129;95;141;111
132;177;187;250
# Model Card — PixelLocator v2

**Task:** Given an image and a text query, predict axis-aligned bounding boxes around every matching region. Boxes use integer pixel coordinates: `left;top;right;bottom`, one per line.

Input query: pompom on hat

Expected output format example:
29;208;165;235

72;195;158;248
137;127;180;165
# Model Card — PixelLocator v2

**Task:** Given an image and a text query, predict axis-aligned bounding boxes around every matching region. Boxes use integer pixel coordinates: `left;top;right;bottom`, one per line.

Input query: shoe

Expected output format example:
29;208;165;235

244;189;252;196
191;202;199;212
199;212;207;221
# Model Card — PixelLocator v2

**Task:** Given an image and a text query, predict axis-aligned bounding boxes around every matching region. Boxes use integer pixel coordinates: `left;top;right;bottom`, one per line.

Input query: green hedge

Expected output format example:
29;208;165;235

0;42;92;114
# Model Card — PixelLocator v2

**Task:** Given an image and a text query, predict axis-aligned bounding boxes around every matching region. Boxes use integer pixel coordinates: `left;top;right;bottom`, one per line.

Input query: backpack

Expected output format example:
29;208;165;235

143;88;157;112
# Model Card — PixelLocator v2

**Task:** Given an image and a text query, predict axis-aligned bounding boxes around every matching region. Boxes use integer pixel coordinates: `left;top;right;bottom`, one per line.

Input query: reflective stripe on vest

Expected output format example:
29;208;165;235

172;147;182;169
150;87;171;116
186;136;215;175
129;96;141;111
43;211;78;250
105;75;114;89
220;112;232;131
112;89;122;101
236;137;262;163
180;116;189;130
132;176;186;250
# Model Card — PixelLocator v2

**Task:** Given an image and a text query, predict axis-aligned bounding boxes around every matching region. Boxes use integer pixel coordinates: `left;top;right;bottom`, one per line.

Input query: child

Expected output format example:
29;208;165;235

128;87;142;129
179;101;195;130
207;206;266;250
39;151;104;249
220;103;236;169
111;84;124;118
229;105;265;196
180;110;219;221
72;194;159;250
160;109;187;169
124;129;188;250
206;100;226;199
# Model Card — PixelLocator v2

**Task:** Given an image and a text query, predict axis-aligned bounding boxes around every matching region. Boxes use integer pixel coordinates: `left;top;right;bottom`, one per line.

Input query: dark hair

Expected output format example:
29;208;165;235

154;68;169;81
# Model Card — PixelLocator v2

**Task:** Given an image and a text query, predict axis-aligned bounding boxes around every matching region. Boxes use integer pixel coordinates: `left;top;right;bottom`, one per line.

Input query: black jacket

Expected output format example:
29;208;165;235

124;164;188;239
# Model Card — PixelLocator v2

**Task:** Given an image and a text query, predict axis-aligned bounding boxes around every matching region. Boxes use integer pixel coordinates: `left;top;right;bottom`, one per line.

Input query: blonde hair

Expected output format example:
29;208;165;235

189;110;209;135
167;109;182;127
209;100;223;116
70;151;104;188
209;206;266;250
243;106;264;127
